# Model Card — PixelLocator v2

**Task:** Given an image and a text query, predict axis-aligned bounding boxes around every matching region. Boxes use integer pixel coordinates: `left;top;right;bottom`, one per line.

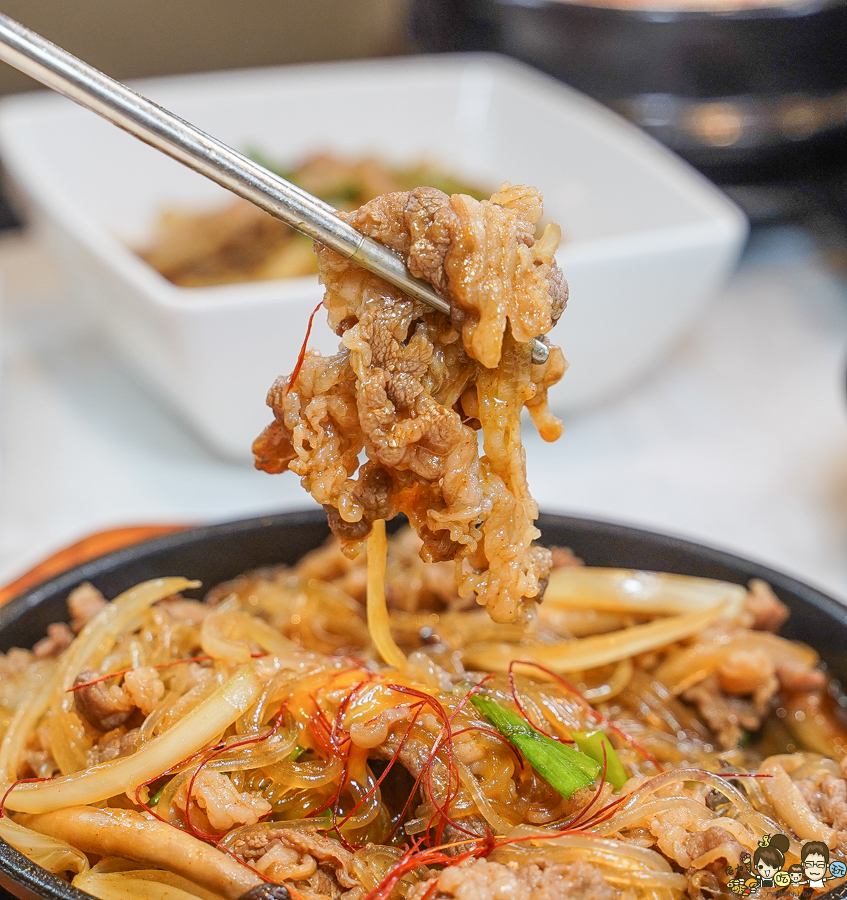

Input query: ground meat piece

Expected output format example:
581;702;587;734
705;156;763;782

68;582;107;632
682;674;766;749
759;758;835;843
822;775;847;833
238;886;291;900
188;771;271;832
123;667;165;715
745;579;789;633
160;597;209;622
232;827;359;900
549;546;583;569
252;409;296;474
0;648;32;678
141;199;303;287
794;769;847;854
254;184;567;624
22;748;55;779
716;648;778;705
32;623;74;659
22;727;58;778
72;665;168;734
408;857;619;900
683;825;745;870
775;657;826;693
73;670;135;732
90;727;139;764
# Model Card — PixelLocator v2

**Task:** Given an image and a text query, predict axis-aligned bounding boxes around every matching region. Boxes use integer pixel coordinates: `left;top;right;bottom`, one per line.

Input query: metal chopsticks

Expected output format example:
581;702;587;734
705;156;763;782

0;14;550;365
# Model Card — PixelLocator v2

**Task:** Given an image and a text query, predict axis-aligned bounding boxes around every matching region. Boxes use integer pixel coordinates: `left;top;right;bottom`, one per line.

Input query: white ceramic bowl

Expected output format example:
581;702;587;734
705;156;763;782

0;54;747;461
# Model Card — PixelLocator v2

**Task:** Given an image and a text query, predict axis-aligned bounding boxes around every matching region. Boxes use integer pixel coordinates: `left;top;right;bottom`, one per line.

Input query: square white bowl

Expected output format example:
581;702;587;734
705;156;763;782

0;54;746;461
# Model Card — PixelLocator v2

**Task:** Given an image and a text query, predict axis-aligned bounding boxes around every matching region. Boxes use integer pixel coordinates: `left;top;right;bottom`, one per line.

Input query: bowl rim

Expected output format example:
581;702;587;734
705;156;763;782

0;53;746;316
483;0;847;23
1;508;846;900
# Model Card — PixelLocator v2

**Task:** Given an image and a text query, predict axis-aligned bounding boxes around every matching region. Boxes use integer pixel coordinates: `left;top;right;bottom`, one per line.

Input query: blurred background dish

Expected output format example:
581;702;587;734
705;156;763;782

0;54;745;461
410;0;847;221
138;151;490;287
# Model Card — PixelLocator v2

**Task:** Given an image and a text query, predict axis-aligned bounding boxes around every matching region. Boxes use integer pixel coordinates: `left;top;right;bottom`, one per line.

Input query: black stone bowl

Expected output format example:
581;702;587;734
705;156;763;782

1;510;846;899
410;0;847;183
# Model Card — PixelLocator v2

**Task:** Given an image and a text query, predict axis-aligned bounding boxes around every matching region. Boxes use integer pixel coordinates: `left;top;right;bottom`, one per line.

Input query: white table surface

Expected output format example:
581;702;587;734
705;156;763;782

1;225;847;601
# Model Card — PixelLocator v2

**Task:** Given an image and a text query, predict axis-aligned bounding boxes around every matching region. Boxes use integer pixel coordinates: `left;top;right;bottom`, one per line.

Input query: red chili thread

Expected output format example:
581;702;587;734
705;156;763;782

287;299;325;393
67;652;269;693
0;777;50;818
338;700;425;833
384;683;478;844
181;707;288;843
507;660;577;744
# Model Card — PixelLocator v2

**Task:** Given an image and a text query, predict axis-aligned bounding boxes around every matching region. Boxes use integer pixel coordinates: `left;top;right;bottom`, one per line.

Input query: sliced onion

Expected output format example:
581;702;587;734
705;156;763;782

0;815;88;876
463;604;727;674
80;859;224;900
655;632;819;694
545;568;747;618
5;666;261;814
784;693;847;758
73;871;214;900
583;659;634;702
759;758;835;845
201;603;251;664
0;665;57;784
50;578;200;775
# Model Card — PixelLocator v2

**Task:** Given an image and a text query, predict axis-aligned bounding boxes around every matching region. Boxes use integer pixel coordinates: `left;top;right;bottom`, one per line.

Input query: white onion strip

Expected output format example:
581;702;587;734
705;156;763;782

4;666;261;814
464;604;727;674
759;759;835;845
50;577;201;775
0;815;89;876
545;568;747;618
0;667;57;785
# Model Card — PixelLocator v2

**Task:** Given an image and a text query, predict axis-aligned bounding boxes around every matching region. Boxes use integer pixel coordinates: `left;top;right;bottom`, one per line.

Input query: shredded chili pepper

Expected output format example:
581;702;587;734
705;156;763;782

0;777;49;818
67;652;268;693
287;298;326;393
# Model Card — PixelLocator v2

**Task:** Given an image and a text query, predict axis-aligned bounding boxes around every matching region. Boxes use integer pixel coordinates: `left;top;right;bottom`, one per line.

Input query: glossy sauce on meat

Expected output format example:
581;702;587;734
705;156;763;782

254;184;567;623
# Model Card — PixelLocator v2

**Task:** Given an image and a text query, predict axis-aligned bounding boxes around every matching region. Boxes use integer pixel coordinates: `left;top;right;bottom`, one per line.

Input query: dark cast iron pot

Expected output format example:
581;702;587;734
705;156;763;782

410;0;847;183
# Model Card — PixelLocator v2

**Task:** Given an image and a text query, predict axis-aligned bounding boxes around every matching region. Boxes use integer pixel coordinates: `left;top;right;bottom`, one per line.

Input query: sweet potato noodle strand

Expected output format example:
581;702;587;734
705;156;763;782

253;183;568;624
1;546;847;900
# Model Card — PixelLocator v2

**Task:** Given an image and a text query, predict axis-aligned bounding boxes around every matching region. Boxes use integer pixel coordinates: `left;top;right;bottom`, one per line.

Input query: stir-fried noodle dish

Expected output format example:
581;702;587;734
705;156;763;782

138;153;489;287
2;185;847;900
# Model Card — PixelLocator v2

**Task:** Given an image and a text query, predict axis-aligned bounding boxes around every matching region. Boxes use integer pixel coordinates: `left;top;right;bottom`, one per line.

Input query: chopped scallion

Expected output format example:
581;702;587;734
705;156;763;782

570;730;628;790
148;780;167;806
471;695;600;798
